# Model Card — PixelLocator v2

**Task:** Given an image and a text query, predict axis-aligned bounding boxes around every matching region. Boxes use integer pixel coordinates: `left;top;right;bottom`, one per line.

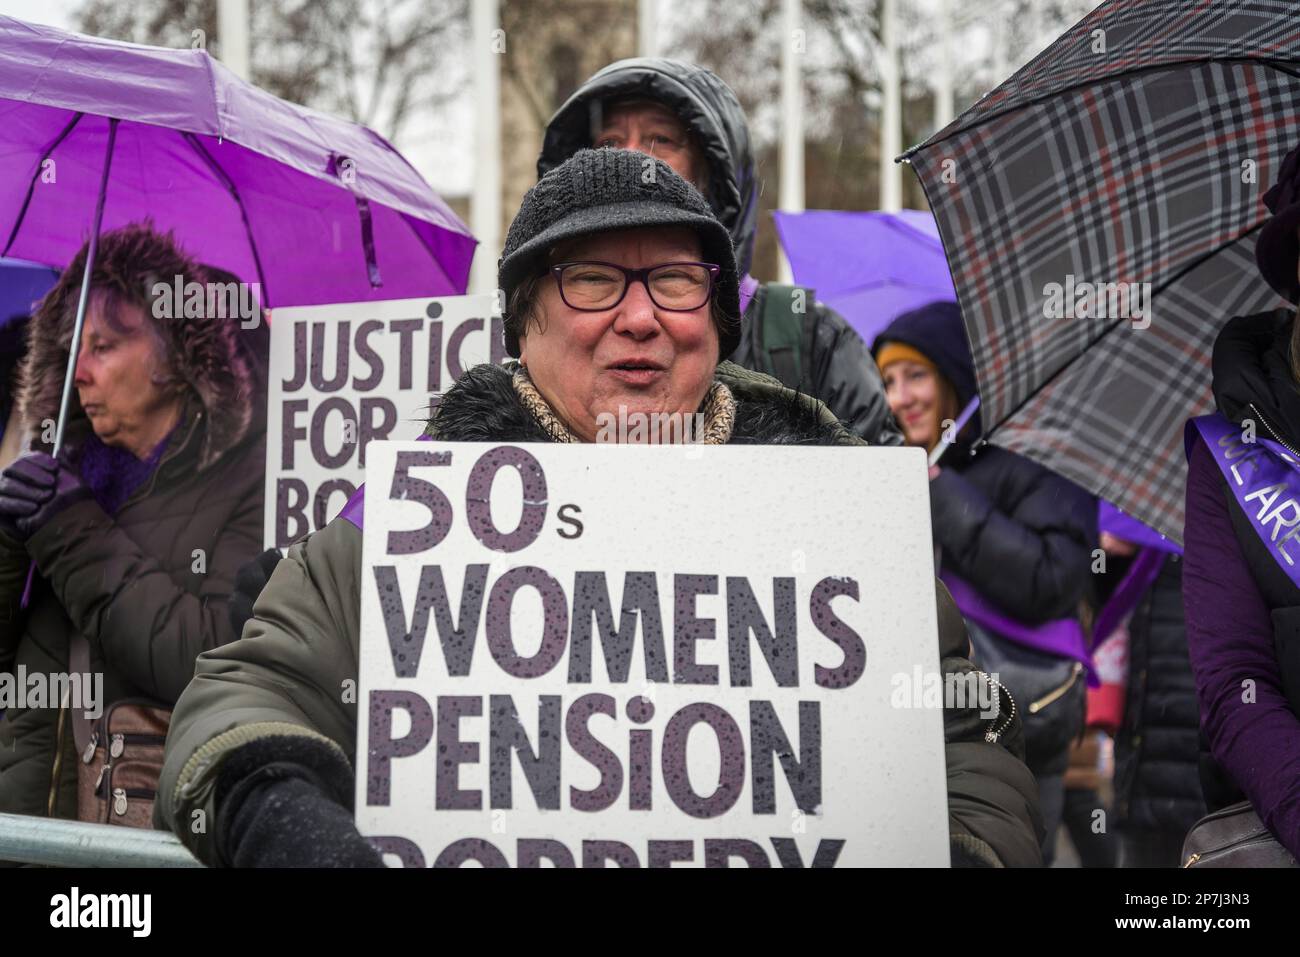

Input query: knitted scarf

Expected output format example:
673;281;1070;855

510;368;736;444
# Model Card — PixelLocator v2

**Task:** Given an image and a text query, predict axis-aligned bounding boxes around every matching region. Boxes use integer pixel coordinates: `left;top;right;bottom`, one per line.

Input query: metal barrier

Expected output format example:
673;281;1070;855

0;812;203;867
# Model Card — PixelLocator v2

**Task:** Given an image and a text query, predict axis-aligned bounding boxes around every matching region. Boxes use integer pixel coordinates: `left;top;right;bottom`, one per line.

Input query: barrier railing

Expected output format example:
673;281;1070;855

0;812;203;867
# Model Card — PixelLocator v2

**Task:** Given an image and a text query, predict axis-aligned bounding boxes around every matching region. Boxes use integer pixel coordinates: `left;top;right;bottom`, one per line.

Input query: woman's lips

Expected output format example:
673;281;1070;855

606;362;666;387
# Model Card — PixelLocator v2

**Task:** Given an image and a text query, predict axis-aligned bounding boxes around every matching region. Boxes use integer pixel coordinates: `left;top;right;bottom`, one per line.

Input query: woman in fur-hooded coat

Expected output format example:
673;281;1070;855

0;223;266;823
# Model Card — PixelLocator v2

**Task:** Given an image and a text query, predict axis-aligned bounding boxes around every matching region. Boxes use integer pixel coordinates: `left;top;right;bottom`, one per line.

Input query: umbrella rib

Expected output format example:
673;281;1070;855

182;132;272;306
901;57;1300;161
980;220;1268;440
3;112;84;258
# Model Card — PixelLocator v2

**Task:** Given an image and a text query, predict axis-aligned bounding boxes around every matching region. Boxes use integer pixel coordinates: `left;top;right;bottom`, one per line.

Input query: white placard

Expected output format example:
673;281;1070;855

356;440;949;867
263;295;498;548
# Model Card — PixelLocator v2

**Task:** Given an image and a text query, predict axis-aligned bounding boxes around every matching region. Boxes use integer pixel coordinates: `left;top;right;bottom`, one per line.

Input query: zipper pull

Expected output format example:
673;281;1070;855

113;787;128;817
109;733;125;759
82;732;98;764
94;763;109;795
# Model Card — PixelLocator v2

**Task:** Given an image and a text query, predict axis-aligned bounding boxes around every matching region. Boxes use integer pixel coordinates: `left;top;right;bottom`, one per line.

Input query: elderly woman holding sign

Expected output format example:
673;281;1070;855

158;149;1041;867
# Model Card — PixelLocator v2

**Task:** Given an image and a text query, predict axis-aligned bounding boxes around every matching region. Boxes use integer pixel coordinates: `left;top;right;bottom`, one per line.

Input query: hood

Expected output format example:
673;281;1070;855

1212;308;1300;446
538;57;759;276
16;234;265;470
873;300;979;403
873;300;981;446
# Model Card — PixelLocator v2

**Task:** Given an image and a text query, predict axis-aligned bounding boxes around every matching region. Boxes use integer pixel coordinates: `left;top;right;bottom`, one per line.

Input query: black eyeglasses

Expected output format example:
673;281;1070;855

550;261;720;312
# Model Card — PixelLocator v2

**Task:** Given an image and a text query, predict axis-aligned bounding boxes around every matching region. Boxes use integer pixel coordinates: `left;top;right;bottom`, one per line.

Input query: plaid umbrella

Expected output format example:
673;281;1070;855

903;0;1300;545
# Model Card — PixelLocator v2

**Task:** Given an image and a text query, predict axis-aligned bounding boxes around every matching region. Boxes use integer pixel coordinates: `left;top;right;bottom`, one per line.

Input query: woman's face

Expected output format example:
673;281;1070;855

73;295;183;459
518;226;721;442
883;359;948;451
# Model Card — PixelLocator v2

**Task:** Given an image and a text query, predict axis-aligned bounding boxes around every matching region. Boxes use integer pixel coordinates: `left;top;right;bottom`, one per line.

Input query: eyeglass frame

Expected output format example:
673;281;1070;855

548;260;721;312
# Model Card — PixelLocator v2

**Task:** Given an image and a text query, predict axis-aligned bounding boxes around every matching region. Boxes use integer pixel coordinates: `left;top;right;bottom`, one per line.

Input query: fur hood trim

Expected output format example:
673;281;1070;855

427;361;858;447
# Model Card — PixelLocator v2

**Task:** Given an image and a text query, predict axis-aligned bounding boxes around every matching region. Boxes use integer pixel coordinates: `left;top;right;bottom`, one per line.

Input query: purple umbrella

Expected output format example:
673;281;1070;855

773;209;956;346
0;15;477;447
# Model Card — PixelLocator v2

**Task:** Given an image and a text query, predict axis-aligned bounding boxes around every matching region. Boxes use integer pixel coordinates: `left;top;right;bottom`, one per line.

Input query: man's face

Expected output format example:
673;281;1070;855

593;101;708;192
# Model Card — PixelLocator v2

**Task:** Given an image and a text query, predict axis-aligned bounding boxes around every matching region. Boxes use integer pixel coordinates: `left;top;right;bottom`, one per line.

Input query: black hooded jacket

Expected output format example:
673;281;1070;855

874;303;1096;624
1213;308;1300;452
1192;308;1300;814
539;58;902;447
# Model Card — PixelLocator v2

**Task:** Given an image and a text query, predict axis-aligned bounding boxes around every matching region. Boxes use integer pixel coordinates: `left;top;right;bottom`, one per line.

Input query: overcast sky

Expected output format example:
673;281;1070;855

2;0;77;31
0;0;476;197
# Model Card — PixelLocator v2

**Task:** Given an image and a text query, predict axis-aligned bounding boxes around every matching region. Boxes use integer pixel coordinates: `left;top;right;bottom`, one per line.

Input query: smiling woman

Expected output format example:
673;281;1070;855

516;229;721;443
498;148;741;444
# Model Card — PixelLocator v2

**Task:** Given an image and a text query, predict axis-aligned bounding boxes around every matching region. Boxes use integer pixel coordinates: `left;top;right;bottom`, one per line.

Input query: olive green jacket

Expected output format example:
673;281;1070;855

158;363;1043;866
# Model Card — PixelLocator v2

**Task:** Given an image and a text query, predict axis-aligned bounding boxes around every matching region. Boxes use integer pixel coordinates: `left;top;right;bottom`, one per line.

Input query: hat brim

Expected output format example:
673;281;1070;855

1256;204;1300;304
499;199;741;358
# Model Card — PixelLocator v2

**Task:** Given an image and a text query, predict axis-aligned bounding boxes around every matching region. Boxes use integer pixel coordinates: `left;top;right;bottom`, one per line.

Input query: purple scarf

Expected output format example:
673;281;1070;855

76;426;176;515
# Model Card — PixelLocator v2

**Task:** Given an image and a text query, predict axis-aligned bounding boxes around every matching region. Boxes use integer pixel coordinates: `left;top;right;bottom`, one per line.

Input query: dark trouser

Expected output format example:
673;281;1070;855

1062;787;1118;868
1037;772;1065;865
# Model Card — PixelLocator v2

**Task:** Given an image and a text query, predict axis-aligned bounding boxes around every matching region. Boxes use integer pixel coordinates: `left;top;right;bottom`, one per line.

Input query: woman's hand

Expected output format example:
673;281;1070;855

0;451;91;542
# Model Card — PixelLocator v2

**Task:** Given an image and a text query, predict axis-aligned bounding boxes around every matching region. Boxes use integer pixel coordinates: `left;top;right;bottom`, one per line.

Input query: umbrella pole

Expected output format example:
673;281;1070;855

54;117;118;456
19;118;118;612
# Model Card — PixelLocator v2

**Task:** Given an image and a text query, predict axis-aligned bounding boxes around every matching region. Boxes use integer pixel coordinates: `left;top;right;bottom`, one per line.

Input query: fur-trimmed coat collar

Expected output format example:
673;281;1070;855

427;360;861;446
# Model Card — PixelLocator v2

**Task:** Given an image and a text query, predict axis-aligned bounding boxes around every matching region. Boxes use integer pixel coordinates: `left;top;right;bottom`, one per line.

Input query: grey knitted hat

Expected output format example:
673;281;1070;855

498;147;741;358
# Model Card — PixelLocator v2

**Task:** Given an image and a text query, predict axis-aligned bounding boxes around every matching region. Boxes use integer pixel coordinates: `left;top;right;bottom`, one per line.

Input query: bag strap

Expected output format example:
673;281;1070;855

759;283;809;389
68;633;94;755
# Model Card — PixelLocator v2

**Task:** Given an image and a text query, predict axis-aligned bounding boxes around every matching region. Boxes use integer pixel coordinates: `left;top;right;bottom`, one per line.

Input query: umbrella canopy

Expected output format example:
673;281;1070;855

903;0;1299;544
0;15;475;306
773;209;956;346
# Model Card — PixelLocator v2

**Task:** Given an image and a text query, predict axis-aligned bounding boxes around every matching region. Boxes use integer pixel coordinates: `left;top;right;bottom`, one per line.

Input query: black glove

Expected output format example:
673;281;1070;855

216;737;384;868
228;547;283;638
0;451;91;542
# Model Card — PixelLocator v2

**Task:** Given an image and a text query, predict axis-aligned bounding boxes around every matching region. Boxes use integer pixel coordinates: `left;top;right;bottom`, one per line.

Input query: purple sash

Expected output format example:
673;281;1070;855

940;571;1098;685
339;433;437;531
1188;413;1300;589
340;484;365;530
1091;546;1165;649
739;274;760;314
1098;500;1181;555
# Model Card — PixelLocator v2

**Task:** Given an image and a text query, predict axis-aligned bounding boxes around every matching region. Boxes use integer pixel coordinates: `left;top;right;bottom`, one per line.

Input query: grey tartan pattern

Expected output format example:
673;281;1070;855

907;0;1300;543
